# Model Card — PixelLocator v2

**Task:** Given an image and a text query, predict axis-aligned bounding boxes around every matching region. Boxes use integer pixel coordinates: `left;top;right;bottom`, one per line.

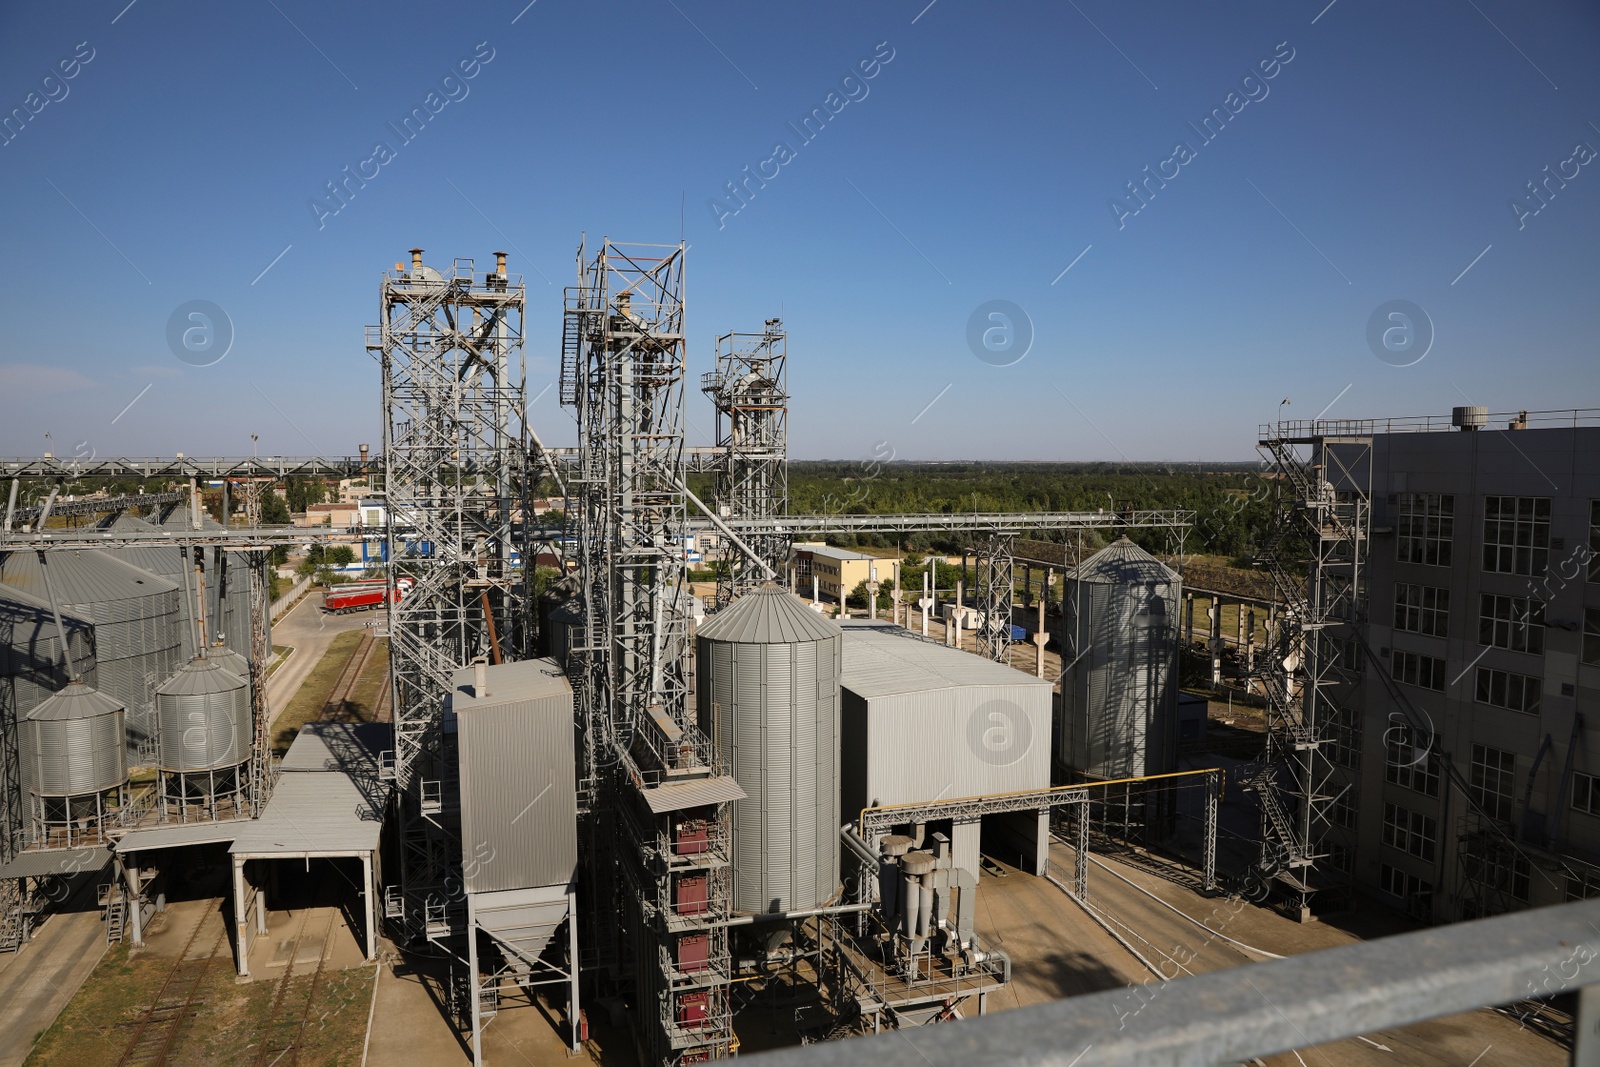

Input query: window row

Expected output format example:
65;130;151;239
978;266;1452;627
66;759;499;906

1394;494;1600;583
1382;802;1437;861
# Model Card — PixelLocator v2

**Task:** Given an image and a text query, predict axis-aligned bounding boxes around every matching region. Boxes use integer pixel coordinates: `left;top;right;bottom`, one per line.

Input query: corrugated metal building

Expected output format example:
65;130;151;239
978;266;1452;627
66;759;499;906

838;621;1052;877
450;659;578;894
0;551;181;760
1057;537;1181;780
697;585;842;914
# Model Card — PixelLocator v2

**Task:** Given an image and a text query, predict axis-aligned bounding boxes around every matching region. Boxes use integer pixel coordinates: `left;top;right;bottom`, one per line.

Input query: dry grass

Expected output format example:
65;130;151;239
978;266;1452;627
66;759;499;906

270;630;363;754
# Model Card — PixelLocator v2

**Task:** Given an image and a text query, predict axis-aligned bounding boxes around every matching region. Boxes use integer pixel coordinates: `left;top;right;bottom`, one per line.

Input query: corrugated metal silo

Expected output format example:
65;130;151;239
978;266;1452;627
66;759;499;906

1058;536;1181;780
696;585;842;914
20;681;128;797
155;657;251;772
0;583;98;720
0;550;182;759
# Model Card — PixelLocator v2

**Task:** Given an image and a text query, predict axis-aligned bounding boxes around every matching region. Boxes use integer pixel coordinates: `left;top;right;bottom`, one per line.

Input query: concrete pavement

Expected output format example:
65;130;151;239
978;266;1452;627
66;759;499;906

0;886;107;1067
265;591;370;729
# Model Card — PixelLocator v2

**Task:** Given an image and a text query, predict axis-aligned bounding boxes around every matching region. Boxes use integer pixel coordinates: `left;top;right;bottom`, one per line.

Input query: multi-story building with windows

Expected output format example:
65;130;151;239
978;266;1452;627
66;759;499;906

1324;408;1600;923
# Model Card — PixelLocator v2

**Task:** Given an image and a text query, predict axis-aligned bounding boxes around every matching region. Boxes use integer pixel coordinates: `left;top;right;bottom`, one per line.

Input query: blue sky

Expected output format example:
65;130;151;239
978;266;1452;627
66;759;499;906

1;0;1596;462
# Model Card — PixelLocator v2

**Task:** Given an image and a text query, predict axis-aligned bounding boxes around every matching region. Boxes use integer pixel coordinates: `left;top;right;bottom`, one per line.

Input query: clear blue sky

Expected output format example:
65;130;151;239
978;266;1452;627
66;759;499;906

1;0;1596;462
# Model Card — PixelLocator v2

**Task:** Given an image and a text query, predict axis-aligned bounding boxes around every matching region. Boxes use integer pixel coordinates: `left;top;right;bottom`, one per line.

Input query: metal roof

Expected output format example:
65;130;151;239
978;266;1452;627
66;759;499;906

838;621;1052;698
25;680;124;721
697;585;840;645
794;543;880;561
639;774;747;814
155;503;224;530
273;721;390;775
0;548;179;607
229;770;388;856
0;845;111;880
1064;536;1180;585
114;822;241;853
450;658;569;710
155;656;245;696
0;581;93;643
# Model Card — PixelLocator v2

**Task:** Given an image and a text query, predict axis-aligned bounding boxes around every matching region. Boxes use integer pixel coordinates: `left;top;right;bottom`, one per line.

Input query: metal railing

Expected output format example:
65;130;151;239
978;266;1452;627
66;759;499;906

744;896;1600;1067
1261;407;1600;440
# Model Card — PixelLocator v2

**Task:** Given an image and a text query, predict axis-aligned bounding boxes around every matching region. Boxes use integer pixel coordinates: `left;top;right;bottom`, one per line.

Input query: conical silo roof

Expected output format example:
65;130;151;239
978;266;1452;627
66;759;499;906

697;585;841;644
1064;536;1180;585
0;549;179;610
156;655;246;696
26;680;125;721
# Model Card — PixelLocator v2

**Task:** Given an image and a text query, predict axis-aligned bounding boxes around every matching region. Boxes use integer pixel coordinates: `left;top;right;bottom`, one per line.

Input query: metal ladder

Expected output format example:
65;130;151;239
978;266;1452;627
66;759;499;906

105;890;127;945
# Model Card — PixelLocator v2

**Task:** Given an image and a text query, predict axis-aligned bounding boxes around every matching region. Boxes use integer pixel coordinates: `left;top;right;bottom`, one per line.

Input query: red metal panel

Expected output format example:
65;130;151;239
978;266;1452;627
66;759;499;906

674;871;709;915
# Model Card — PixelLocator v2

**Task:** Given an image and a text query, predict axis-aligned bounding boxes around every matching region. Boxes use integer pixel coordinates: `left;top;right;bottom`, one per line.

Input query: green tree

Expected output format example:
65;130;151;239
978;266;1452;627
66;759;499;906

328;545;356;566
260;493;290;525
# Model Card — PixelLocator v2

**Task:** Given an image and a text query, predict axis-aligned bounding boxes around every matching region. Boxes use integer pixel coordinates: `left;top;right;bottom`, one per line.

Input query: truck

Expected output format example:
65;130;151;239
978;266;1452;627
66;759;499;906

321;578;412;614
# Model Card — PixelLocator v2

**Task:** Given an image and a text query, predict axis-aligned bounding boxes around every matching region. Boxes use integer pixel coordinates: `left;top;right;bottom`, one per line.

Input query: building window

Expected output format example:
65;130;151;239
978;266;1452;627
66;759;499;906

1567;869;1600;900
1469;744;1516;822
1483;496;1550;576
1379;863;1433;903
1585;607;1600;667
1575;772;1600;817
1329;787;1358;830
1382;802;1437;861
1590;500;1600;583
1324;843;1353;874
1391;650;1446;692
1475;667;1542;715
1394;584;1450;638
1386;726;1440;797
1463;849;1532;906
1398;493;1454;567
1479;594;1545;655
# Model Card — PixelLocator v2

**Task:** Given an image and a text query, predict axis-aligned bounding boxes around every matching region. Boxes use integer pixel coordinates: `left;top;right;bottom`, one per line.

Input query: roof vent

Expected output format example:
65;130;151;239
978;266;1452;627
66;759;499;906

1451;405;1487;431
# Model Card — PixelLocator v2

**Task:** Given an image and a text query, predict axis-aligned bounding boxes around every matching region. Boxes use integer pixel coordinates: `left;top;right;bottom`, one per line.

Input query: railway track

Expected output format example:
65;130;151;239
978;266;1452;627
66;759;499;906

116;909;228;1067
251;910;336;1067
318;632;376;722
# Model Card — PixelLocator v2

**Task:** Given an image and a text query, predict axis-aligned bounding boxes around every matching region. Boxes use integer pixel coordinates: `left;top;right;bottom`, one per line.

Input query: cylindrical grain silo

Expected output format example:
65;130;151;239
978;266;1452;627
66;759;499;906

1057;536;1181;780
0;550;182;761
0;583;99;721
156;657;251;773
696;585;842;914
20;681;128;847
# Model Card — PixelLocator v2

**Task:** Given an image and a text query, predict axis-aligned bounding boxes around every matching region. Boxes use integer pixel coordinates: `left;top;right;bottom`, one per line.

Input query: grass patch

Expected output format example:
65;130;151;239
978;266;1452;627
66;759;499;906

26;927;369;1066
271;630;363;754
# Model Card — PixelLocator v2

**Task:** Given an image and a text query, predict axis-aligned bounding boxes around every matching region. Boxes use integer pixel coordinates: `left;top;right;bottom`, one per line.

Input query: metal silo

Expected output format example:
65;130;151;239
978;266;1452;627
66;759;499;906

20;681;128;848
1058;537;1181;780
696;585;842;914
155;656;250;816
0;583;98;720
0;550;182;760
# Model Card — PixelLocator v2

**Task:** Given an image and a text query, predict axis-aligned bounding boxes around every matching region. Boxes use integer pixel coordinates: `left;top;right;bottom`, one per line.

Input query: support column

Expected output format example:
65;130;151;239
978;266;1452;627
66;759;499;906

568;889;581;1054
1209;599;1223;685
467;895;483;1067
1246;609;1257;679
1184;592;1195;648
233;856;251;977
1074;802;1089;901
1203;771;1219;892
362;853;377;960
124;860;144;947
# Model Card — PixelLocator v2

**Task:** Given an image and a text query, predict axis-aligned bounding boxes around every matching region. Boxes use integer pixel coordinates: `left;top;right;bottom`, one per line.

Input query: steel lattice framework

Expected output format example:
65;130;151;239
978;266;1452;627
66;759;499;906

562;240;733;1063
701;320;788;609
1250;423;1370;918
975;532;1016;661
367;250;530;943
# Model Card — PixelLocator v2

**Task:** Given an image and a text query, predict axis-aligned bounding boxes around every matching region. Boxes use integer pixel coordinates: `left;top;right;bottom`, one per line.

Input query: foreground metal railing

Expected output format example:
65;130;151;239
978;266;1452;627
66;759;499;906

746;897;1600;1067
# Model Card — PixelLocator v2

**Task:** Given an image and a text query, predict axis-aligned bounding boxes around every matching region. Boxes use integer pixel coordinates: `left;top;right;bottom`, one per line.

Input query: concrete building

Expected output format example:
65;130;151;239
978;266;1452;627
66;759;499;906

1326;412;1600;923
791;543;893;605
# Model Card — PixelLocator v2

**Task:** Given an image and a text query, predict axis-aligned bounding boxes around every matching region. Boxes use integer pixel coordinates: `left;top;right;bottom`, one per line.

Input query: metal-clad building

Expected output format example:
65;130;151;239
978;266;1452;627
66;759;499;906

101;512;261;667
1057;537;1181;780
697;585;842;914
0;551;181;759
838;621;1052;876
450;659;577;894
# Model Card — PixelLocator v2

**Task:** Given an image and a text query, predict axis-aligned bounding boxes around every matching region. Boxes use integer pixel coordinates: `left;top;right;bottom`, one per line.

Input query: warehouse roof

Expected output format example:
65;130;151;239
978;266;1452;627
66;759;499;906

275;721;390;775
1065;536;1179;585
794;543;881;562
838;621;1051;698
114;821;242;853
0;845;111;880
450;658;569;711
698;585;840;645
230;771;386;857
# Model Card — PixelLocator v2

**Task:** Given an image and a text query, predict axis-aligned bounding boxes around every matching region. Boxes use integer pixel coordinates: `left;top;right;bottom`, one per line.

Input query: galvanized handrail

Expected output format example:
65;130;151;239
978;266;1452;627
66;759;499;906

745;897;1600;1067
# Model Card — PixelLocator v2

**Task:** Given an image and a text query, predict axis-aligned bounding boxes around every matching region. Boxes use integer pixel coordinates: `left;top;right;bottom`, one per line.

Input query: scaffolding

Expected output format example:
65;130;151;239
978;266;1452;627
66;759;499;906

974;532;1016;661
1251;422;1371;918
562;240;734;1063
700;320;788;609
366;249;530;945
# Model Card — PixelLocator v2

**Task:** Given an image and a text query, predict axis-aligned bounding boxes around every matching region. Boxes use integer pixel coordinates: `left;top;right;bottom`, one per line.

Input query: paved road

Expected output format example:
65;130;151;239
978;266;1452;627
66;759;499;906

0;886;107;1067
265;592;370;729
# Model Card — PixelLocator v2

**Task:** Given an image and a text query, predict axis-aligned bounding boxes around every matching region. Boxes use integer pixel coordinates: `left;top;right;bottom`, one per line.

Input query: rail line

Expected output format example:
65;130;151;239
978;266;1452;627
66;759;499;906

318;632;376;722
116;909;229;1067
251;909;336;1067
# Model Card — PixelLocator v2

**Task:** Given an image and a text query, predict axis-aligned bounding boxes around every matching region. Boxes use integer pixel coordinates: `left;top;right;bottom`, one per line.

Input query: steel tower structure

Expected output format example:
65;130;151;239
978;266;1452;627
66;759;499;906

367;248;530;943
1250;421;1370;918
700;319;788;609
562;240;735;1064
